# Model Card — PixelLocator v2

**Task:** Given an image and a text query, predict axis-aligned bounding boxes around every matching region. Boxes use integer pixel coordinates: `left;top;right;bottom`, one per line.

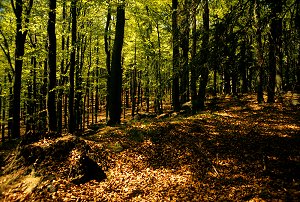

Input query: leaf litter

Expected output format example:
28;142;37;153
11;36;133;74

0;93;299;201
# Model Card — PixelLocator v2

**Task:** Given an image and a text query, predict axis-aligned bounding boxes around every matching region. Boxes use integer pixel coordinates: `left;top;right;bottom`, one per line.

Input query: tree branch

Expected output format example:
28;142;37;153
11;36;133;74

0;29;15;74
10;0;16;14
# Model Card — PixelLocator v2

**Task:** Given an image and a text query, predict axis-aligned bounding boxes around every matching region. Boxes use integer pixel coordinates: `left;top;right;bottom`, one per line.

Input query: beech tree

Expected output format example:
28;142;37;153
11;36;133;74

11;0;33;138
0;0;298;141
69;0;76;133
107;0;125;125
47;0;57;132
172;0;180;112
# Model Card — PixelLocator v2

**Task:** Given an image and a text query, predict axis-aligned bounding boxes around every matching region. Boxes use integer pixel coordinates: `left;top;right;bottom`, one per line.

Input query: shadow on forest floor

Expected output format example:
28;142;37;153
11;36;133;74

0;93;299;201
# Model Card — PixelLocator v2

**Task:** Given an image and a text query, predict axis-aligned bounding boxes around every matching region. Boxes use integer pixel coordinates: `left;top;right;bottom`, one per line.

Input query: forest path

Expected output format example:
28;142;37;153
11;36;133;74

0;93;299;201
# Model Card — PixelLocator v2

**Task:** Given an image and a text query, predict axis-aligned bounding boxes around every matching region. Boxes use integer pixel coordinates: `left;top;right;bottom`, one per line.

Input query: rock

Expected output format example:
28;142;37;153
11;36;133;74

19;144;45;165
47;138;79;160
70;154;106;185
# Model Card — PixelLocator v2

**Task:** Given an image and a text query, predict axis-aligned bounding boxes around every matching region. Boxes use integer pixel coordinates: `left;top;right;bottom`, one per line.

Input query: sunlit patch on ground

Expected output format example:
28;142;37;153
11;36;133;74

0;93;299;201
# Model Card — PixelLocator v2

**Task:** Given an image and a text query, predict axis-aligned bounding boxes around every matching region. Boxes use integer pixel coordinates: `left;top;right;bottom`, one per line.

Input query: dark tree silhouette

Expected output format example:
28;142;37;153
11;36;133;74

107;1;125;125
172;0;180;112
69;0;77;133
11;0;33;138
47;0;57;132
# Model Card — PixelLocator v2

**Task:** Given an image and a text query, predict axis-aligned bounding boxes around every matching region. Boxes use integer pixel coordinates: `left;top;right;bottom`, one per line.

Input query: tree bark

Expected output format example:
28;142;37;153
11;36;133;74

11;0;33;138
107;2;125;125
57;0;66;133
172;0;180;111
255;0;264;103
105;3;111;121
1;78;5;142
196;0;209;110
190;1;200;109
180;0;190;104
69;0;76;133
47;0;57;132
267;1;283;103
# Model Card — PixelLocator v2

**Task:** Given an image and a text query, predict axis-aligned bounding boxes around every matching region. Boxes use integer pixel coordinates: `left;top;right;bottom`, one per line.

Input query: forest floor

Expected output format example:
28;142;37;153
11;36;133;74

0;93;299;201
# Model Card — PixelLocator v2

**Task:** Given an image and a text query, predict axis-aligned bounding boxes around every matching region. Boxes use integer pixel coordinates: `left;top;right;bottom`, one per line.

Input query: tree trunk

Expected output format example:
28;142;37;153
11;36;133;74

191;1;200;109
240;41;248;94
172;0;180;111
11;0;33;138
47;0;57;132
224;68;231;94
1;81;5;142
196;0;209;110
57;0;67;133
75;35;85;131
296;0;300;92
69;0;77;133
39;59;48;133
180;0;190;104
25;67;34;133
0;85;2;141
105;4;111;122
267;20;277;103
268;1;283;103
137;71;142;114
155;23;163;114
255;0;264;103
107;2;125;125
131;42;137;117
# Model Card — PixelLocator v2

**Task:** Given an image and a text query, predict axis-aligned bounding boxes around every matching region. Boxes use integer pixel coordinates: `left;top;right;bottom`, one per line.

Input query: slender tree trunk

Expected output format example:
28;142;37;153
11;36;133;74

268;1;283;103
47;0;57;132
0;85;2;141
267;20;277;103
1;81;5;142
172;0;180;111
95;40;100;123
137;71;141;114
196;0;209;110
145;70;150;112
144;6;151;113
57;0;66;133
131;42;137;117
0;31;14;138
85;33;92;128
108;1;125;125
39;59;48;133
240;41;248;94
105;4;111;122
224;68;231;94
180;0;190;104
232;72;237;96
283;22;290;91
155;23;163;114
255;0;264;103
11;0;33;138
75;36;86;131
69;0;77;133
296;0;300;92
191;1;199;109
276;19;283;95
25;67;33;133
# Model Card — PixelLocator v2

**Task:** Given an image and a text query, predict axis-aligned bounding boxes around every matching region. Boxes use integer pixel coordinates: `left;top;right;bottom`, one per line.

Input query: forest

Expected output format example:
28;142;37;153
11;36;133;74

0;0;299;201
